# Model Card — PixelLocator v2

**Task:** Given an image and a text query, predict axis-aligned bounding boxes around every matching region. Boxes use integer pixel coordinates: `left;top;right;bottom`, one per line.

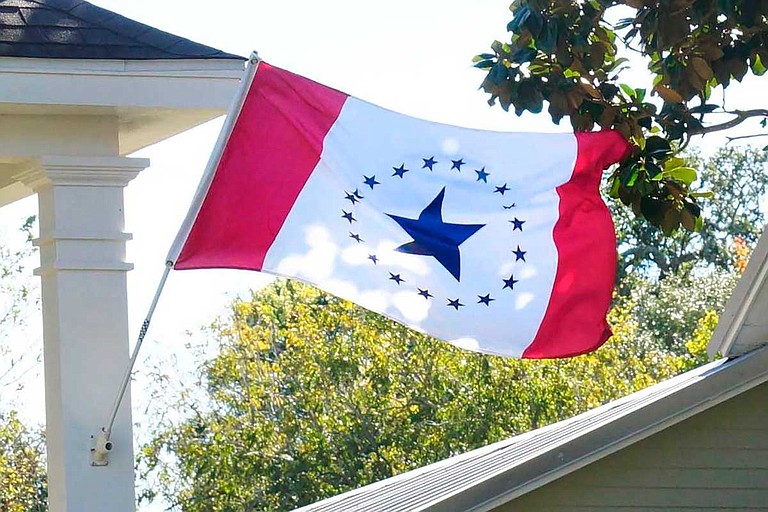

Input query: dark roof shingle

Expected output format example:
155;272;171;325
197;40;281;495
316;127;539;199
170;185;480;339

0;0;245;60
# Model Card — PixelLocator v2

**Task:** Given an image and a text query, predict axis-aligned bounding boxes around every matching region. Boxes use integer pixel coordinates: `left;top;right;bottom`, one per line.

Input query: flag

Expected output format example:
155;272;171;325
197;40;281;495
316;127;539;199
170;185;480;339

168;59;632;358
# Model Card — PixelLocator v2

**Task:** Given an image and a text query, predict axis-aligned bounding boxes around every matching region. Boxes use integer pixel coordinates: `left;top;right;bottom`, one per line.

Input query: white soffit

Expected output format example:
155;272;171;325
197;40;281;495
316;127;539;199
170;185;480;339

708;224;768;358
0;57;244;155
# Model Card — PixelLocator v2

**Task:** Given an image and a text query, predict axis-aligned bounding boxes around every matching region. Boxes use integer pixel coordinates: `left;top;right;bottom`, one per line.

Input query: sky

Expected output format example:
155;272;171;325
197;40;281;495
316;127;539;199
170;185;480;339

0;0;766;508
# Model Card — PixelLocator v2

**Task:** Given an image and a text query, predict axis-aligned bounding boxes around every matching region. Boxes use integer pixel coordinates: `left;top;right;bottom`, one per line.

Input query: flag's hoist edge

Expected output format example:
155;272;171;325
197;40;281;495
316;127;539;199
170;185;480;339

171;61;633;359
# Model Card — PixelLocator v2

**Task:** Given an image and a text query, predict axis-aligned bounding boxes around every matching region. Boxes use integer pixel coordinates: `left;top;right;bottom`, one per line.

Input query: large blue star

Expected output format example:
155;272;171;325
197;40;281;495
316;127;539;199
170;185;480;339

387;187;484;281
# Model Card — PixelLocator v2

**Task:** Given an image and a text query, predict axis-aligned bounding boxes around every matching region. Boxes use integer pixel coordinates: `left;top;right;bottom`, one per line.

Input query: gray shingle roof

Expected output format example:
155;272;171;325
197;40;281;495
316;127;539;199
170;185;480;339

295;345;768;512
0;0;245;60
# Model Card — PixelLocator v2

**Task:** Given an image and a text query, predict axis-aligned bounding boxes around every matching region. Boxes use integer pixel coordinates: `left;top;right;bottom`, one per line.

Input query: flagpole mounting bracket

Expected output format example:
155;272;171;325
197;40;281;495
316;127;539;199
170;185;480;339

90;429;112;466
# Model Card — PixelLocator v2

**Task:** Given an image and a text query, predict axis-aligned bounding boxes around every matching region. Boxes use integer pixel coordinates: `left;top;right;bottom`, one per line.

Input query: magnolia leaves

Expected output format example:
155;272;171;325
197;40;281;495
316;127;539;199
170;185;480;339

610;137;702;235
475;0;768;235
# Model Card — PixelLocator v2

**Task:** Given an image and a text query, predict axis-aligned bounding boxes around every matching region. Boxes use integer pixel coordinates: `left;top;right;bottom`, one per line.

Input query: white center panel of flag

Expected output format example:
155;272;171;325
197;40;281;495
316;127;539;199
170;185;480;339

262;97;579;356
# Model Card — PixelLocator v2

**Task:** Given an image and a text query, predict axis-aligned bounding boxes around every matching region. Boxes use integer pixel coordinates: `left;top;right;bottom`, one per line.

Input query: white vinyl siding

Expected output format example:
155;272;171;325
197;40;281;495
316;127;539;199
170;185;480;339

498;382;768;511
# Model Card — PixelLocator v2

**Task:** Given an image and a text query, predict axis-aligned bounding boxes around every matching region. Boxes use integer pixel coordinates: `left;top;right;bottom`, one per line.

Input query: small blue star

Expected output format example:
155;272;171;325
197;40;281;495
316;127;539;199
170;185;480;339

447;298;464;310
368;254;379;264
353;189;364;199
502;274;519;290
451;159;465;171
422;156;438;170
342;210;356;223
503;203;516;209
510;218;525;231
392;164;409;178
513;245;526;261
475;167;490;183
418;288;433;299
389;273;404;284
363;175;380;189
349;232;363;243
494;183;510;195
345;191;360;204
477;294;495;305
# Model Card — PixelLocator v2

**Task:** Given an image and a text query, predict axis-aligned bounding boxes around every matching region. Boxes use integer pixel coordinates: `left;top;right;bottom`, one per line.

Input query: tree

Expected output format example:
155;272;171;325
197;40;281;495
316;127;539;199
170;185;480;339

620;269;738;354
0;412;47;512
475;0;768;233
613;145;768;280
139;280;689;512
0;215;38;395
0;216;47;511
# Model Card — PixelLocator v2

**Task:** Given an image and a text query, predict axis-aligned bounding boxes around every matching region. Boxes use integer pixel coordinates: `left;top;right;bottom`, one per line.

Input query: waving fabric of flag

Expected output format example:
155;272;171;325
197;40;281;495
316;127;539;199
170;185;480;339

168;59;632;358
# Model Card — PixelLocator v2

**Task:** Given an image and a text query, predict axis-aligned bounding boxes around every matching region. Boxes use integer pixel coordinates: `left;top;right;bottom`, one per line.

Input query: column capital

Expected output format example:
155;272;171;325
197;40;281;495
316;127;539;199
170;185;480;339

15;155;150;190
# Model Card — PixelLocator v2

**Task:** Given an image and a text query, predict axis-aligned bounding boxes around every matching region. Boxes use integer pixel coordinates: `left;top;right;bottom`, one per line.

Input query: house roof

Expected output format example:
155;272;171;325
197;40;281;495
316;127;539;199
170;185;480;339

708;224;768;358
294;345;768;512
0;0;245;60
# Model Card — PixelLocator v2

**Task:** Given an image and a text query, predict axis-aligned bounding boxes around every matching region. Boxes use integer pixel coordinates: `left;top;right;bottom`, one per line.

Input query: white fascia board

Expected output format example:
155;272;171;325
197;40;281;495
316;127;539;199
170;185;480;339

0;56;245;76
0;57;245;111
707;223;768;358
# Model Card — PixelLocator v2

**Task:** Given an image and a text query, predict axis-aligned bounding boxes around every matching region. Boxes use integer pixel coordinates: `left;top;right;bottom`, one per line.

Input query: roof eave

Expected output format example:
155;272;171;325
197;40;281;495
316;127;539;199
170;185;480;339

707;224;768;358
0;55;245;207
295;346;768;512
0;56;245;142
439;346;768;512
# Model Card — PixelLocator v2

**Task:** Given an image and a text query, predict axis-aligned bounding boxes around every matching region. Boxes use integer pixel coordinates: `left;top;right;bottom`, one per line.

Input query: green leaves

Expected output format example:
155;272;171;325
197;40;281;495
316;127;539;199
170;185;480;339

0;412;47;512
612;147;768;281
663;166;697;186
138;279;699;511
644;136;672;160
476;0;768;237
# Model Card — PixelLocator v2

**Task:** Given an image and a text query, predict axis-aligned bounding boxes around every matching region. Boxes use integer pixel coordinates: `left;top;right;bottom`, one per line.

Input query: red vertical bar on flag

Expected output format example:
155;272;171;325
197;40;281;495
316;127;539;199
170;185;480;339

172;62;348;270
523;130;632;358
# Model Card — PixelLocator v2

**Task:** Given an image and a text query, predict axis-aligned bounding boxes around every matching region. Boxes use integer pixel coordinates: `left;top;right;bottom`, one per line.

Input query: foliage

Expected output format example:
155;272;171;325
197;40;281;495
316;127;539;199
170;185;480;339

0;411;47;512
612;146;768;280
619;269;738;355
0;217;47;511
475;0;768;233
686;309;720;365
139;280;691;512
0;215;39;397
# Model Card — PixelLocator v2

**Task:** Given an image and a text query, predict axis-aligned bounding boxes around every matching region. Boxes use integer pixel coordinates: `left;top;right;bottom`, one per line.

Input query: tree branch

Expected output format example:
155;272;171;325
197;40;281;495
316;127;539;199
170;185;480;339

726;133;768;143
690;109;768;136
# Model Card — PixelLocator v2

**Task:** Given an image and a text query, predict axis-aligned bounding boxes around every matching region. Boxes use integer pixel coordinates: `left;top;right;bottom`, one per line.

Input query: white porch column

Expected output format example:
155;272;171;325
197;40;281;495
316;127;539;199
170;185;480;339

16;156;149;512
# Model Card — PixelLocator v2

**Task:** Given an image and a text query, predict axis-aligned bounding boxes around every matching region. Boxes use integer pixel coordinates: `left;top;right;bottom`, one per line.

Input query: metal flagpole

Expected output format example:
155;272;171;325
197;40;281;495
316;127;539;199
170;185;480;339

91;51;262;466
91;262;172;466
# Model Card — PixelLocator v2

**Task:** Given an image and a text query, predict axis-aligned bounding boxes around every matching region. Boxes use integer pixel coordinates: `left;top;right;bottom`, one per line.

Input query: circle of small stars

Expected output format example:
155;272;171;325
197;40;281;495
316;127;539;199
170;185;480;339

339;153;527;312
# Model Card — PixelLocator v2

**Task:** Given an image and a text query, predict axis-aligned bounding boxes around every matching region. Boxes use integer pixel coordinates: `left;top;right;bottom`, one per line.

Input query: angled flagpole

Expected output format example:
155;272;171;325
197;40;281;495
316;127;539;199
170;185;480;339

166;52;262;265
92;52;262;465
